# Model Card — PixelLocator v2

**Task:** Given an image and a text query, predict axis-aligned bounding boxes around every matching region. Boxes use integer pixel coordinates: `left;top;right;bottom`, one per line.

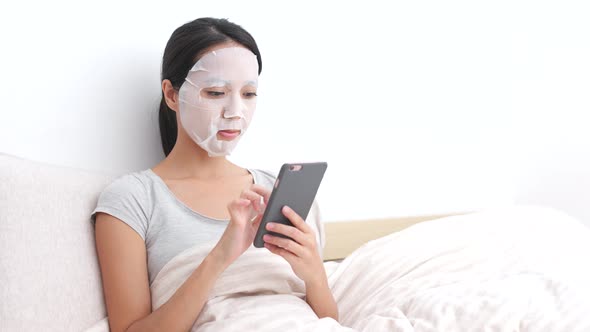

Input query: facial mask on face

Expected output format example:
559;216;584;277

178;47;259;157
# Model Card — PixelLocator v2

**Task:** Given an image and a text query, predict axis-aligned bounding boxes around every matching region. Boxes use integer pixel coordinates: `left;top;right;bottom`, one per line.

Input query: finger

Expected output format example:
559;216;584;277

282;206;312;234
227;198;251;222
266;222;307;246
240;189;264;212
250;184;271;204
251;214;262;229
263;234;304;257
227;198;251;210
264;242;297;262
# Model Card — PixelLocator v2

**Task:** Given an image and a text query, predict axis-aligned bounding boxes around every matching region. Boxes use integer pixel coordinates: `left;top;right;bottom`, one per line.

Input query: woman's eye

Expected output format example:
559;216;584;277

244;92;258;98
206;91;225;97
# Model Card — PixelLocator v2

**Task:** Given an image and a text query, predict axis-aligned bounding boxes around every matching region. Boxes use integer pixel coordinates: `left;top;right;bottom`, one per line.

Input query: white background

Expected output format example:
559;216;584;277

0;1;588;224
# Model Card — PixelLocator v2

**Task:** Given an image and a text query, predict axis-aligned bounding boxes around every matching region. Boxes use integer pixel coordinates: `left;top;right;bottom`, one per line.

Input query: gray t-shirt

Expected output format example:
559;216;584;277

91;168;324;285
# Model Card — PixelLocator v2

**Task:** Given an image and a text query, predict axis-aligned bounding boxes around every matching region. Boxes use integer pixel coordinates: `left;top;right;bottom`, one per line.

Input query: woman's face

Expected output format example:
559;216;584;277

177;44;259;157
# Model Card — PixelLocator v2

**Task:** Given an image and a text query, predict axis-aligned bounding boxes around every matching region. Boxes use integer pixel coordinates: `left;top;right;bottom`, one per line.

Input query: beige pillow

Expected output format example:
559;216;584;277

0;153;113;331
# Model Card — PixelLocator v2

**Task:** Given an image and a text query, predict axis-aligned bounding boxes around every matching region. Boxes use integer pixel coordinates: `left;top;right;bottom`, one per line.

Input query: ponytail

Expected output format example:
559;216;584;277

158;96;177;157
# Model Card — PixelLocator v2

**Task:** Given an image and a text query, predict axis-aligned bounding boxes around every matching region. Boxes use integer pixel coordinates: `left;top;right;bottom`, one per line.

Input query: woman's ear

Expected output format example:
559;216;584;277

162;79;179;112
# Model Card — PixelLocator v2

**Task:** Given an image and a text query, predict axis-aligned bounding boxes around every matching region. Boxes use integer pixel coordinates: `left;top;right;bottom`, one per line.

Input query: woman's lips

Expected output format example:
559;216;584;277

217;130;241;140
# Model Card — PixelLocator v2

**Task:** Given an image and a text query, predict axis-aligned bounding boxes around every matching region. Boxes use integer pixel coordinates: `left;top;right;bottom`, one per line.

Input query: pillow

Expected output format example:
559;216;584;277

0;153;114;331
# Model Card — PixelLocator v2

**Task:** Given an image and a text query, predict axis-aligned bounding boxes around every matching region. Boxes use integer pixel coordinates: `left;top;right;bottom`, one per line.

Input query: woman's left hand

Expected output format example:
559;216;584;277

263;205;326;286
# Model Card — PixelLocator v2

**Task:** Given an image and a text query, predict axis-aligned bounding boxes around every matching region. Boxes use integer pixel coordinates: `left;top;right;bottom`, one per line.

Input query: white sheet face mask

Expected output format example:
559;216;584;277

178;47;259;157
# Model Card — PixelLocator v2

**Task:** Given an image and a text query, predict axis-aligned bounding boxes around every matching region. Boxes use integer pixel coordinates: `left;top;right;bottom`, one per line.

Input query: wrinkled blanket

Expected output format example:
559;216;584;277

87;206;590;331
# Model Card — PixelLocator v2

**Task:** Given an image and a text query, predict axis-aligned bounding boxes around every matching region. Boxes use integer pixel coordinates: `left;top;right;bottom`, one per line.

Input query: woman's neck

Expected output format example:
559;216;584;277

154;136;243;180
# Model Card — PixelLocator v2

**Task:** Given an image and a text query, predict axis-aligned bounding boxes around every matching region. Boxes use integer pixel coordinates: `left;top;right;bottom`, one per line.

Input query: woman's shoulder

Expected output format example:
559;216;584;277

100;169;154;199
92;169;155;237
249;168;277;188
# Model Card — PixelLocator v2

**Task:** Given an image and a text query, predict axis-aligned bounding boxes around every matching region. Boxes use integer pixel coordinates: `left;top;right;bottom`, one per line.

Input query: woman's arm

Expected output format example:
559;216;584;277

304;270;339;320
126;251;228;332
95;185;270;332
95;213;230;332
263;206;339;321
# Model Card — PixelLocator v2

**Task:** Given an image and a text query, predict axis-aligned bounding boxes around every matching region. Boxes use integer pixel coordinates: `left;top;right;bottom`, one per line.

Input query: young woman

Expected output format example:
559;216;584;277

92;17;337;332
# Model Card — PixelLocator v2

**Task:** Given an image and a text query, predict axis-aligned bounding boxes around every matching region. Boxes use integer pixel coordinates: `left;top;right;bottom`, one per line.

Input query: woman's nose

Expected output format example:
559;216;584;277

222;94;245;119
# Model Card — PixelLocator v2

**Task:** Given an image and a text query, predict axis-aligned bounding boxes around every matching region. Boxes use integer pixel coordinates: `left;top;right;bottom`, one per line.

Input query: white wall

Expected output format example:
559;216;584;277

0;1;588;224
509;1;590;225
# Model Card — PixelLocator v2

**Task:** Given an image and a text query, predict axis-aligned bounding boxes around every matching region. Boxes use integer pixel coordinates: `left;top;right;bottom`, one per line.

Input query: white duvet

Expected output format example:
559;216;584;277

87;206;590;331
327;206;590;331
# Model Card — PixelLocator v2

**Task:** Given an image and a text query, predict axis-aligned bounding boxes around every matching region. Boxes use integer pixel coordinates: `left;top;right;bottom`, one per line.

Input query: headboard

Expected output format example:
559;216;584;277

323;213;464;261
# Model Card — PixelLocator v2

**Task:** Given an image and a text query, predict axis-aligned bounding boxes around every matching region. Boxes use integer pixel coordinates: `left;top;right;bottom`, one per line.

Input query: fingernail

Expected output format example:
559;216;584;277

282;206;290;213
266;223;274;230
263;234;270;241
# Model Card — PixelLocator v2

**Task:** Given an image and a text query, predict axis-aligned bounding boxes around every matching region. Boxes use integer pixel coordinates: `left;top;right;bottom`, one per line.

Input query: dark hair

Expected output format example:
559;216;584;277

158;17;262;156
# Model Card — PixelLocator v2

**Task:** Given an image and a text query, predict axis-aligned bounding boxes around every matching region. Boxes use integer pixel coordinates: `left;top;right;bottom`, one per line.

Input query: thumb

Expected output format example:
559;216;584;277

251;214;263;230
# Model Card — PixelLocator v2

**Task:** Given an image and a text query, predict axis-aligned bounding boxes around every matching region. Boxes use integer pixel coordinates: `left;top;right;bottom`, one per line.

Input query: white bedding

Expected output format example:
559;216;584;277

327;206;590;331
87;206;590;331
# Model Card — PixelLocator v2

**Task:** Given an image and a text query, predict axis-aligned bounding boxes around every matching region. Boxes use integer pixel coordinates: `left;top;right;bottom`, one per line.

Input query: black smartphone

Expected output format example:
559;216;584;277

253;162;328;248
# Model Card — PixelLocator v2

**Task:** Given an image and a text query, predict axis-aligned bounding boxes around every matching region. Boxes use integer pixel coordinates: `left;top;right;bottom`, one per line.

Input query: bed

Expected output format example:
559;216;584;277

134;205;590;331
322;212;463;261
2;153;589;332
314;207;590;331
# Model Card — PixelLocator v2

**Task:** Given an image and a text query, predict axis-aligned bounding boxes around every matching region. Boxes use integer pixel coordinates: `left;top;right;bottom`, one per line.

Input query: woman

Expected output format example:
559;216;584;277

93;17;337;332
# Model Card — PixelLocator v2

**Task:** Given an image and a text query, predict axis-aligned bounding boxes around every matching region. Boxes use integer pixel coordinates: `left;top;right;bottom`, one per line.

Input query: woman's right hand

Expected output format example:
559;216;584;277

210;184;271;267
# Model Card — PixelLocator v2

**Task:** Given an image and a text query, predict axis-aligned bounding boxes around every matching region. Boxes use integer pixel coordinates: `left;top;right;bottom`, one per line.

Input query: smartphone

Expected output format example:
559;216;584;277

253;162;328;248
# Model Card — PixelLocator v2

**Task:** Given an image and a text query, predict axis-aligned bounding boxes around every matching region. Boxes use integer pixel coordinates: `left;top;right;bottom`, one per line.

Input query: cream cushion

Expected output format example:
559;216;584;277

0;153;113;331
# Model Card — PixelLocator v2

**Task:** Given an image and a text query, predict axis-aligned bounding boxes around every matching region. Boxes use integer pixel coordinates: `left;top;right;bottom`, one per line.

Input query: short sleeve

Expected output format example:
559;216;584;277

91;173;150;240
